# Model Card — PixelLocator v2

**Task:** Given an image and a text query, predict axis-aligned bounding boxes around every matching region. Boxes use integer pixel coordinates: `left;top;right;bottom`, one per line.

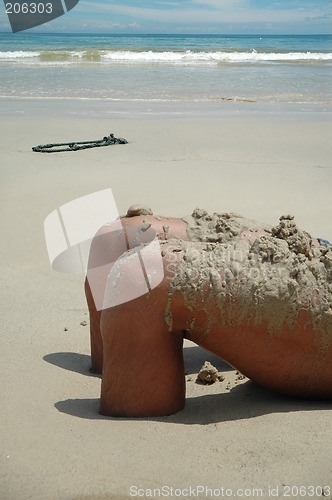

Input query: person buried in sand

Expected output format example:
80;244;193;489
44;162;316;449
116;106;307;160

85;205;332;418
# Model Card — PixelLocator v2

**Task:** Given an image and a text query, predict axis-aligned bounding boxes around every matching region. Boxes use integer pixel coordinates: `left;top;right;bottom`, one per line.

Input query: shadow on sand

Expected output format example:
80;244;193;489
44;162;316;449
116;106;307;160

44;347;331;425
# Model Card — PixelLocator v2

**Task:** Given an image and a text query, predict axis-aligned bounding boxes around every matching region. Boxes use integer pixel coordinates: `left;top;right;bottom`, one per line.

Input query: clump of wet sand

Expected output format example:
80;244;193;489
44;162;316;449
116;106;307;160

196;361;225;384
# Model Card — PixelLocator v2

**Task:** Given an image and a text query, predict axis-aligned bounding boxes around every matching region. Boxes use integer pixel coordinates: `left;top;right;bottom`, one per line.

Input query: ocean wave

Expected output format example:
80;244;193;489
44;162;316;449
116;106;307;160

101;50;332;63
0;50;40;59
0;49;331;64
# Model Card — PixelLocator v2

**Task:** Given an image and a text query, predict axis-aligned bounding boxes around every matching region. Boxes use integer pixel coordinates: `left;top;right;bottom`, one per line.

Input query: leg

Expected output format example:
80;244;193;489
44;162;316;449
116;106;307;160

85;277;103;374
85;214;189;374
100;292;185;417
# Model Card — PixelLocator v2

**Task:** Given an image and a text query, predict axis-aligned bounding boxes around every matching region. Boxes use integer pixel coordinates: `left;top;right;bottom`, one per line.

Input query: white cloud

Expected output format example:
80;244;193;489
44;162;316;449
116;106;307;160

56;0;332;32
128;21;141;29
88;2;326;25
191;0;247;7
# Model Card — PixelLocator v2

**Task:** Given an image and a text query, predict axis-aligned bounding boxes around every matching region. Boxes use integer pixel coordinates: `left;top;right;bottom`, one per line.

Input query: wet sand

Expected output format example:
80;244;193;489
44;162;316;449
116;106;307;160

0;105;331;499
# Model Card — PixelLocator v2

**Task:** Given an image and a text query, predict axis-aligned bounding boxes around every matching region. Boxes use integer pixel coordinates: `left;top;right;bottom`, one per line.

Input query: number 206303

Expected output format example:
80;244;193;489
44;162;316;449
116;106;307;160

5;3;53;14
282;485;330;497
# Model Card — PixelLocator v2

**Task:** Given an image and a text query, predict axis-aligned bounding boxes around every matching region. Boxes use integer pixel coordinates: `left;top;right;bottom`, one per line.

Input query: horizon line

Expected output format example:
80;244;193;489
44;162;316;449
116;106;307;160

1;31;331;36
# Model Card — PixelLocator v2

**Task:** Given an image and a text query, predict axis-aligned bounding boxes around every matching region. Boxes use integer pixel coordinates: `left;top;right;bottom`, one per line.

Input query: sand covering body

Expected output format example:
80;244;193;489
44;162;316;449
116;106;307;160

162;209;332;350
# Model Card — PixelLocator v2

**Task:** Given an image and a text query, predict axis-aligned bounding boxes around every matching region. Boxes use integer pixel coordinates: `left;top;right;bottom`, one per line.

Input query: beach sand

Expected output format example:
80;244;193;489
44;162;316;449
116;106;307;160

0;105;331;499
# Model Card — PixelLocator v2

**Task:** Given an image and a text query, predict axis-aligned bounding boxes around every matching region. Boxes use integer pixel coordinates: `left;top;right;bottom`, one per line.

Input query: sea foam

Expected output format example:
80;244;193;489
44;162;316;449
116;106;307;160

0;49;331;65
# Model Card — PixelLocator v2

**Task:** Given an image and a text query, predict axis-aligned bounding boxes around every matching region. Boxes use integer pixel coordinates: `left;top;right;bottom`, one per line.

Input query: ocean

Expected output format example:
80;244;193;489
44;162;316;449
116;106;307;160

0;32;331;115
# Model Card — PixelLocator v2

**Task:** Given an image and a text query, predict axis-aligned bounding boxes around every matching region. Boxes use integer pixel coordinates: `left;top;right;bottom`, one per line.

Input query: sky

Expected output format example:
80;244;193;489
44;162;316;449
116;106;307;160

1;0;331;33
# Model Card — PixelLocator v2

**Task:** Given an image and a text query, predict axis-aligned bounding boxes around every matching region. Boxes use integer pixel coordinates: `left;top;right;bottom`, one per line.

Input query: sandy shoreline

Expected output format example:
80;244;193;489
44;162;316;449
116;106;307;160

1;105;331;499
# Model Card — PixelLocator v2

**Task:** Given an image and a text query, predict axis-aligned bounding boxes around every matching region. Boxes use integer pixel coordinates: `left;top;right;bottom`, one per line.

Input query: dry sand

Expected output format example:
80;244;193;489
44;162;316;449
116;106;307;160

0;105;331;499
